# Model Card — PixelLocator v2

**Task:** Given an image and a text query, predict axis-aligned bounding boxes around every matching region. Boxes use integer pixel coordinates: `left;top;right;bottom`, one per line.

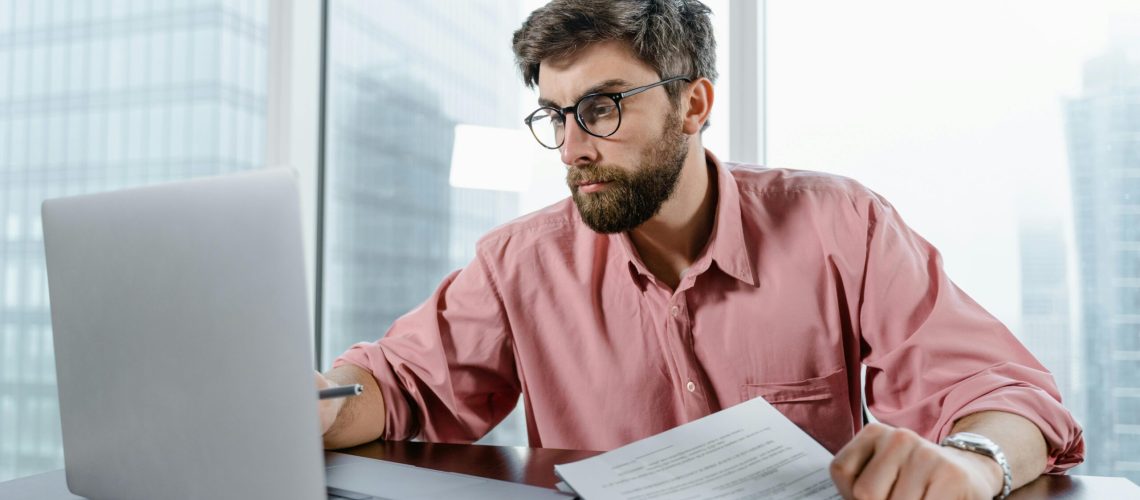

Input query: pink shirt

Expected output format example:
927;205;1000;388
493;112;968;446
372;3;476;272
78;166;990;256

336;150;1084;471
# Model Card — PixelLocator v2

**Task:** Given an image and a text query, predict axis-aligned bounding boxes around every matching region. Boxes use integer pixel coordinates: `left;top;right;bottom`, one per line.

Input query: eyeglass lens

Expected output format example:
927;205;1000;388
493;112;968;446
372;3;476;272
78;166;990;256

527;94;621;149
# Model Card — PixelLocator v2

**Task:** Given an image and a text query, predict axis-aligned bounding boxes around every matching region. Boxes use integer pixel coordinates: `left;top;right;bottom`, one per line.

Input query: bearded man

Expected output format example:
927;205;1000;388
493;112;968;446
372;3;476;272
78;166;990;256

316;1;1084;498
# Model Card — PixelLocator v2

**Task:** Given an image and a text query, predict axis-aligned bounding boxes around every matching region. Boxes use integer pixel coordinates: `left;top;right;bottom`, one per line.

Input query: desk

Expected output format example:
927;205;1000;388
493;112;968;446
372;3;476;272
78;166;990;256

340;440;1140;499
3;441;1138;498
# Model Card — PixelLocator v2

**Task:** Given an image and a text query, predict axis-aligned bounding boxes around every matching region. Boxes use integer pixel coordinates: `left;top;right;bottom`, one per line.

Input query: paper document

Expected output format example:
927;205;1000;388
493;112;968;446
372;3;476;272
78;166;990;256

554;397;842;499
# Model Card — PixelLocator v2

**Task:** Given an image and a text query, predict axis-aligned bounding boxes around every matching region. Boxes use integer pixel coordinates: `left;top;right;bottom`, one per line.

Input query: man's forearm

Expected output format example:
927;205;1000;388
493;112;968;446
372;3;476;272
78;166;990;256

950;410;1049;491
322;363;387;449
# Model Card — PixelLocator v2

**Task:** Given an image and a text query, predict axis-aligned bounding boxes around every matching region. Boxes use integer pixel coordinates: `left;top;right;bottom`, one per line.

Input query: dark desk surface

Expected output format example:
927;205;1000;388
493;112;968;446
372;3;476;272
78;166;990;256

340;440;1140;499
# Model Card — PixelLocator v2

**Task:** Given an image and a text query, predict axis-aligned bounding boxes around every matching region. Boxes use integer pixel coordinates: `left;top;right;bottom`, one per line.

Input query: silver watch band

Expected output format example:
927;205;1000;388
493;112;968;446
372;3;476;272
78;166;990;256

940;432;1013;499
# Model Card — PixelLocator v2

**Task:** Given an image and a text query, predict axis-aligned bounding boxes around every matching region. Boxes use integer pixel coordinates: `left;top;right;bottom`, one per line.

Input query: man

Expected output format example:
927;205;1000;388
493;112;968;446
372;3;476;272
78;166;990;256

316;1;1084;498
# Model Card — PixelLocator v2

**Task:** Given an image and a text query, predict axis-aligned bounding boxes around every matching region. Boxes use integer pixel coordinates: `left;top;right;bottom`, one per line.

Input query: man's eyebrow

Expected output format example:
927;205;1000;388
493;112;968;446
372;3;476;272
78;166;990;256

537;79;631;108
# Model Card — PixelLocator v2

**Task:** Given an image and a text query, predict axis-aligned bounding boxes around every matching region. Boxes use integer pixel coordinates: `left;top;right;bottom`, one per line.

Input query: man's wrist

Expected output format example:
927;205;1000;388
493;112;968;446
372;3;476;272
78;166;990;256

944;446;1004;497
941;432;1012;499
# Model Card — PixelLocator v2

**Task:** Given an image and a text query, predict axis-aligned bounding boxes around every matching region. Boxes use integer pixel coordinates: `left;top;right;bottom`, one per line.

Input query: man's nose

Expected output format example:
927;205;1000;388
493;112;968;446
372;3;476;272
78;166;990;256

560;116;597;167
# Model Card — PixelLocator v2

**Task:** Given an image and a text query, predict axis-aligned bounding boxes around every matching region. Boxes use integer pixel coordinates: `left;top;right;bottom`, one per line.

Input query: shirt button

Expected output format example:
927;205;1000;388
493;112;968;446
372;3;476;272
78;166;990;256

686;381;696;392
670;305;680;317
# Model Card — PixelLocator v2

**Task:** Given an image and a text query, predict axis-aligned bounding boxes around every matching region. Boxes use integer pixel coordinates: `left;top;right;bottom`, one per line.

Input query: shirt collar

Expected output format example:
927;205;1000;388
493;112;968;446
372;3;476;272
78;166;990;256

700;149;757;286
614;149;757;288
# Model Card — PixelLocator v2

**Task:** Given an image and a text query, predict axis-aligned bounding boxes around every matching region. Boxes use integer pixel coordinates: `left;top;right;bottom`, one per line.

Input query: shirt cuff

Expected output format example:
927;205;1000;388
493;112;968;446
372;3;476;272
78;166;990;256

934;384;1085;473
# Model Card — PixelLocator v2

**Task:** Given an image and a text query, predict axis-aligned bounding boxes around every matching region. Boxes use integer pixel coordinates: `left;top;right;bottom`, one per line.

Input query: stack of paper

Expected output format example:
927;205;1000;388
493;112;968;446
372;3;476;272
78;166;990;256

554;397;842;499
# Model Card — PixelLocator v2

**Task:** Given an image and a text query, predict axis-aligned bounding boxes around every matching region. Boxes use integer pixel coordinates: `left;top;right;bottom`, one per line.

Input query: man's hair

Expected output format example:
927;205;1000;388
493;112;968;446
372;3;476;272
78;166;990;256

511;0;717;105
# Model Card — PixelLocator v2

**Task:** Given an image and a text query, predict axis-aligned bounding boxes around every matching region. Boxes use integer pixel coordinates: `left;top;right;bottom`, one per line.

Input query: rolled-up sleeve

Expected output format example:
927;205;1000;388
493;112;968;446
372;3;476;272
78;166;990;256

333;249;519;443
858;193;1085;472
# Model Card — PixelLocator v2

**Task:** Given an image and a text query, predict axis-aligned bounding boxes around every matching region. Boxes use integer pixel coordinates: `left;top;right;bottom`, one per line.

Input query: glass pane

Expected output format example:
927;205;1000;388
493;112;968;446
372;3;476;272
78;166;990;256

321;0;533;447
0;0;268;482
320;0;731;447
769;0;1140;481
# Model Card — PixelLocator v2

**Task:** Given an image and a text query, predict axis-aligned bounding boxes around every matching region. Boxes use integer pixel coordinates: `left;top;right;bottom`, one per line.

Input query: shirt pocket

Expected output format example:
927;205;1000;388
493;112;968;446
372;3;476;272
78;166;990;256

739;366;854;454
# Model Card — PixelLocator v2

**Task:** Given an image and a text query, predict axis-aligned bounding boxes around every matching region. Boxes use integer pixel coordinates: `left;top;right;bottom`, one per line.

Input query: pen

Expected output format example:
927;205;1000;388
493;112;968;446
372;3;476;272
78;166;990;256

319;384;364;400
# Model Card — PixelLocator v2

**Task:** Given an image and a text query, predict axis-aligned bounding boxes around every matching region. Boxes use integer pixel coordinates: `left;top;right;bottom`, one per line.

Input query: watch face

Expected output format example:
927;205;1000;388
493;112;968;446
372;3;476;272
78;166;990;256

947;432;999;456
952;432;991;447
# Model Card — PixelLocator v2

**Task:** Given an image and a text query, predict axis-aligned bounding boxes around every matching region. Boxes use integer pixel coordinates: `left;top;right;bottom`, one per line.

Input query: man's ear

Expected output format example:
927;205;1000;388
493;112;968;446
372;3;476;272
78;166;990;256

680;77;713;135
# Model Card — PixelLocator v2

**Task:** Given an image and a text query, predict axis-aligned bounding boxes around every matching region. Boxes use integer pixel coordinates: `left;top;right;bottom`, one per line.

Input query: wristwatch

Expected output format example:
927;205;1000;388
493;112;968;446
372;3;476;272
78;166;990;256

940;432;1013;499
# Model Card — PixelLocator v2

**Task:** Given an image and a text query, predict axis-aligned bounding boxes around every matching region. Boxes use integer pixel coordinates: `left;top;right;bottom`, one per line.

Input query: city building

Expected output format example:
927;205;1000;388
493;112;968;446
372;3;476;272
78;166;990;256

1017;220;1080;421
1065;36;1140;482
0;0;268;481
319;0;526;445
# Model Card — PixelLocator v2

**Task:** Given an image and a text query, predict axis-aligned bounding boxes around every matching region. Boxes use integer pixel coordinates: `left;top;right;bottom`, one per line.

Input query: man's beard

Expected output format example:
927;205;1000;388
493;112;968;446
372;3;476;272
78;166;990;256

567;113;688;234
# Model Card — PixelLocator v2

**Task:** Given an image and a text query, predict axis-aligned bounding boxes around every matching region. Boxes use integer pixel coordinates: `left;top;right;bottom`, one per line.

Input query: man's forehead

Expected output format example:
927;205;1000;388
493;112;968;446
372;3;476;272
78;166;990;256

535;40;657;106
537;78;632;107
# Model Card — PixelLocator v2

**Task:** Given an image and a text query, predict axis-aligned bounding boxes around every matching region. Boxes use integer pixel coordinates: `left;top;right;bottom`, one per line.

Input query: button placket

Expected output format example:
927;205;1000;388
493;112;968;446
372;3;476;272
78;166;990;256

672;297;701;402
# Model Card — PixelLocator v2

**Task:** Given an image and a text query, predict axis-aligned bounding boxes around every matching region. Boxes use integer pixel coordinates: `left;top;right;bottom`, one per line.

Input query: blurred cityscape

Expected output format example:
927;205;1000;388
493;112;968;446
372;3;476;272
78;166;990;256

319;0;526;446
0;0;270;480
0;0;1137;486
1058;34;1140;482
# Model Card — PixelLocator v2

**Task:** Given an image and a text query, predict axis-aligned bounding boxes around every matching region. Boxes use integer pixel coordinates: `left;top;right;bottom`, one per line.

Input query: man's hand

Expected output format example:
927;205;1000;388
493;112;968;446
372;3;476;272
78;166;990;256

829;422;1003;500
316;371;346;436
316;364;386;449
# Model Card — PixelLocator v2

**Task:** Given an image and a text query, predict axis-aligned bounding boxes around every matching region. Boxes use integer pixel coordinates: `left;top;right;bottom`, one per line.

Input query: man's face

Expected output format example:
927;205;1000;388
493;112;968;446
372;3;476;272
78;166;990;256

536;41;689;234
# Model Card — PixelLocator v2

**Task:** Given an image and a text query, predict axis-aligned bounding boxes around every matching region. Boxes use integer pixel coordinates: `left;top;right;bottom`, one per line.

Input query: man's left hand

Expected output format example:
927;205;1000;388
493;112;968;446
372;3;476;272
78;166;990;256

829;422;1003;500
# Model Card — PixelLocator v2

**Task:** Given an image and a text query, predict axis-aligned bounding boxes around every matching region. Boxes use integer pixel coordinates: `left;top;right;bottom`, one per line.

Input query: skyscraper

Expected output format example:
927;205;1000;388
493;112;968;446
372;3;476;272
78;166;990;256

320;0;527;444
320;0;525;357
0;0;268;482
1065;37;1140;482
322;68;455;364
1017;220;1079;419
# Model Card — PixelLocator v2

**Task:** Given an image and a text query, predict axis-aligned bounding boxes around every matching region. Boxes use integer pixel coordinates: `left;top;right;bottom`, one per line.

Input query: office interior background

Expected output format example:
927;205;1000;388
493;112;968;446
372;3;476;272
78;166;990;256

1;0;1138;484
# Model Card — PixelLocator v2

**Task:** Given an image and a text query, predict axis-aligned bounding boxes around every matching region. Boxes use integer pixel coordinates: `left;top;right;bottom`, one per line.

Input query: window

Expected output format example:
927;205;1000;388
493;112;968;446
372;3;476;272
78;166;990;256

1120;323;1140;352
319;0;543;447
5;0;1128;487
767;0;1140;481
0;0;269;482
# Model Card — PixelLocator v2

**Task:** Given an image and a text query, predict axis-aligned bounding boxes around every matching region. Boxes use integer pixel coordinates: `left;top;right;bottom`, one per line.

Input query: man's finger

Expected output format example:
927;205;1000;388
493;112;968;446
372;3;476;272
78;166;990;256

850;427;920;500
315;370;332;390
830;422;889;498
886;443;940;500
921;464;974;500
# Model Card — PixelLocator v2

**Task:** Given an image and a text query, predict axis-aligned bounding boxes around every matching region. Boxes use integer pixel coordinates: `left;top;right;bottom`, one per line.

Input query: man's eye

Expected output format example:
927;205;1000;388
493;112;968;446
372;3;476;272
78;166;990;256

591;105;616;117
582;106;615;124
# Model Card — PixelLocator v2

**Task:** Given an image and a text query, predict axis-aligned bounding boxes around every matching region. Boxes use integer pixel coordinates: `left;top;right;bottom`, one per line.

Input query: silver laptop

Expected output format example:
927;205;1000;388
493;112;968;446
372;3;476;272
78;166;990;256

41;169;567;500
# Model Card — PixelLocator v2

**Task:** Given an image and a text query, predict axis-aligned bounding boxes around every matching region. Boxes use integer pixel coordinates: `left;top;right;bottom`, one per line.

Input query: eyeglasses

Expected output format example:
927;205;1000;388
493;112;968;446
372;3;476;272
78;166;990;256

524;76;691;150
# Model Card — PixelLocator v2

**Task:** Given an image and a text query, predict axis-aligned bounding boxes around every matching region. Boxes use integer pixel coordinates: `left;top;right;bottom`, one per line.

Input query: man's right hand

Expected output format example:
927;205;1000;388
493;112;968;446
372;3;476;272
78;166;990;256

315;371;346;436
314;364;386;449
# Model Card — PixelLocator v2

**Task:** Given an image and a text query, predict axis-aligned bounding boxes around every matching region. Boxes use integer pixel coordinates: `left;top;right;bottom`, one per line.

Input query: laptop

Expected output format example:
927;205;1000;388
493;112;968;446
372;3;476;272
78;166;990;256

41;169;567;500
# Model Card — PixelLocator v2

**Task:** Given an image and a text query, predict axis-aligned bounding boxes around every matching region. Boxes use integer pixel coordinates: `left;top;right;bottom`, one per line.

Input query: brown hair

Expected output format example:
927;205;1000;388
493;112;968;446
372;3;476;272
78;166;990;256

511;0;717;104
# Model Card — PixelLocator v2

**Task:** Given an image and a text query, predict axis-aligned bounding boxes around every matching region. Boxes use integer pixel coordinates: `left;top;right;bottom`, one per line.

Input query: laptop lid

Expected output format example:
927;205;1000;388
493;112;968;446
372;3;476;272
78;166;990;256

42;169;325;500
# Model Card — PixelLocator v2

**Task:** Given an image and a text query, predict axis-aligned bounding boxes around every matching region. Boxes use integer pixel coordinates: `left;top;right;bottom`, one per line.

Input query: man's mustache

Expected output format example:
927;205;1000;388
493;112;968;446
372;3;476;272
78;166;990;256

567;164;625;187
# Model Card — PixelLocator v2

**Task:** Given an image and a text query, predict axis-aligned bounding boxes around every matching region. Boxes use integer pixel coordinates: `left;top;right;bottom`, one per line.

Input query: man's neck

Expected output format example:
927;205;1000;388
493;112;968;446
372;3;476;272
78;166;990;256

629;147;717;290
